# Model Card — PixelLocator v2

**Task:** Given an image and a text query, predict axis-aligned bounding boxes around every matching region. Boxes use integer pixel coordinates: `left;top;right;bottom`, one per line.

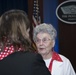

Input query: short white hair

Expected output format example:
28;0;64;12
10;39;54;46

33;23;57;42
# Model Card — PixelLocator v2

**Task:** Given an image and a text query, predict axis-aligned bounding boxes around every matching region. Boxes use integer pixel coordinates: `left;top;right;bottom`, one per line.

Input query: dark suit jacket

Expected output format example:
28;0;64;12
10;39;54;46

0;51;51;75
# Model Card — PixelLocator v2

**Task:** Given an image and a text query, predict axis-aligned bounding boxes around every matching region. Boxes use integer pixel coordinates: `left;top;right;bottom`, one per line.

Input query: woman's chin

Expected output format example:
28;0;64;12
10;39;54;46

39;50;47;55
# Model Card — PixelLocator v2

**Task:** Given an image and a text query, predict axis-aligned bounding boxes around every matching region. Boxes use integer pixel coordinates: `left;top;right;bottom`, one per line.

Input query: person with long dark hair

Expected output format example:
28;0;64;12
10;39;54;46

0;10;51;75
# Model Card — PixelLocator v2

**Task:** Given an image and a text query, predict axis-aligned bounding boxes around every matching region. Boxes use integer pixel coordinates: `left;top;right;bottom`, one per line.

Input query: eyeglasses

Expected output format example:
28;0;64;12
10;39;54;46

35;38;51;44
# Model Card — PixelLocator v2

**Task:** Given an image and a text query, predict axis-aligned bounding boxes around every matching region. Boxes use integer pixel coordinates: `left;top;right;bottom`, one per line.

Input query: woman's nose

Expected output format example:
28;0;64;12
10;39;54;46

39;40;44;45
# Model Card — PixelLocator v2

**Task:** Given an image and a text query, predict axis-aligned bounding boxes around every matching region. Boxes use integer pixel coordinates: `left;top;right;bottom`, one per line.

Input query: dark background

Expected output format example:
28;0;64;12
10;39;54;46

0;0;28;15
58;0;76;72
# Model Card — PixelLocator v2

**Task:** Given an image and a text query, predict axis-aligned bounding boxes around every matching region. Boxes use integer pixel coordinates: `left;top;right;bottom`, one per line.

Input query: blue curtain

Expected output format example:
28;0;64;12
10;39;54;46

43;0;59;53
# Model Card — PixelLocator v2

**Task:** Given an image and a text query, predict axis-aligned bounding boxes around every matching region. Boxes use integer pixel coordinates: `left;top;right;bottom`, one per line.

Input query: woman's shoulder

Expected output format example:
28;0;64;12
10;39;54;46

59;54;71;64
12;51;42;59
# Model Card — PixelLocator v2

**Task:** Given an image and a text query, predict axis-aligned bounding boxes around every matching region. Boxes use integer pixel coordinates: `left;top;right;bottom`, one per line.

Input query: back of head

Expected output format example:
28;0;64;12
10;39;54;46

0;9;33;51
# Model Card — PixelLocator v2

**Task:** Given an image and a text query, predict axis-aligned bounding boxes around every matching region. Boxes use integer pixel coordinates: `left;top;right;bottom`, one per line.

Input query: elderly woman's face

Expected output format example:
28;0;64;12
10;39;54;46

35;32;55;56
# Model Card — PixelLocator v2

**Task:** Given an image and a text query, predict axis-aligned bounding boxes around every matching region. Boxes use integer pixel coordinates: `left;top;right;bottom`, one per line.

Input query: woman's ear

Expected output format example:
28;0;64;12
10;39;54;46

52;40;55;47
27;28;30;32
27;28;30;33
26;28;30;37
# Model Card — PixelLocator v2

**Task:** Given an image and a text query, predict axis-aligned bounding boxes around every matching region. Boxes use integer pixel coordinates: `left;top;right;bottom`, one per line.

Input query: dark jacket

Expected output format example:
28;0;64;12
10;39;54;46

0;51;51;75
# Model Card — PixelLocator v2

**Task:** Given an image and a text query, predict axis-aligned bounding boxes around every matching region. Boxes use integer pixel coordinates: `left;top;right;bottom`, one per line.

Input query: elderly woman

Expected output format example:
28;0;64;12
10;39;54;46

33;23;76;75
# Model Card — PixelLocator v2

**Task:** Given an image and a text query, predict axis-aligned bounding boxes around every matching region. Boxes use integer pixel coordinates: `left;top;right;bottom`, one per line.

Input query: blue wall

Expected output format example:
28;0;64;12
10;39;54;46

43;0;59;52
